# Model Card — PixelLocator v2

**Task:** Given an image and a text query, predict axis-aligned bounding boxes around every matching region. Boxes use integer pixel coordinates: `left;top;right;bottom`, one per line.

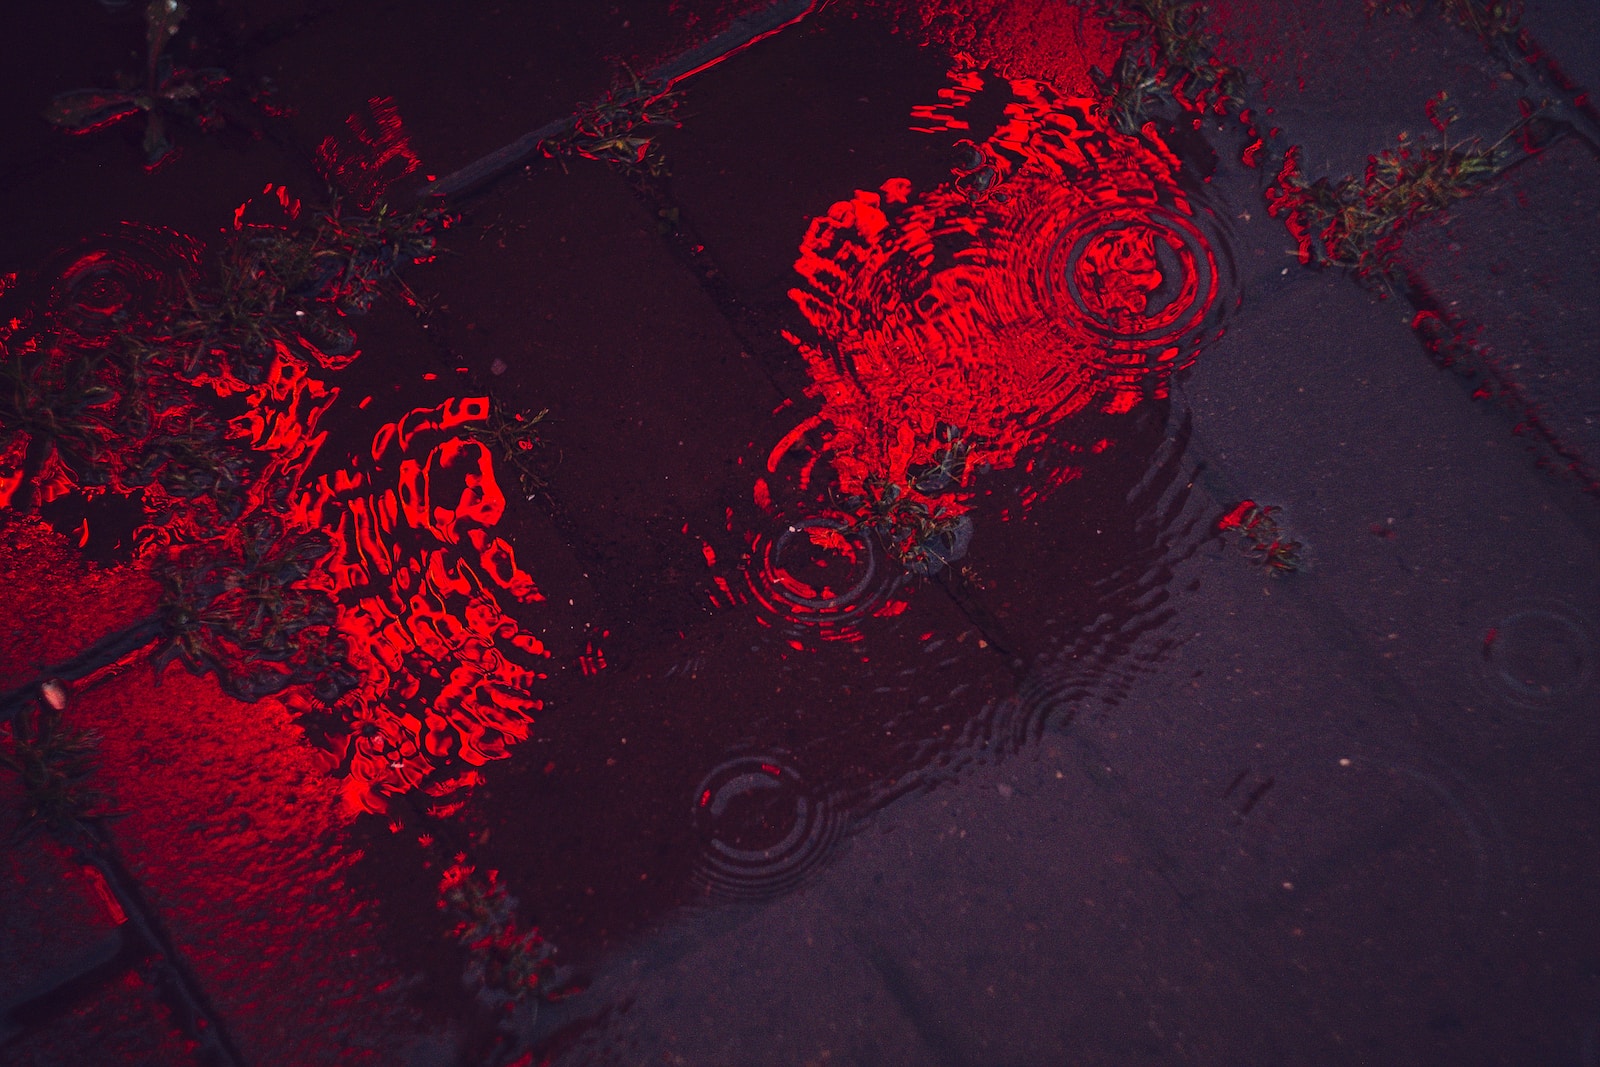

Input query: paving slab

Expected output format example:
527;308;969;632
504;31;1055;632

1206;0;1531;172
0;783;138;1047
1402;135;1600;489
4;966;205;1067
65;669;448;1065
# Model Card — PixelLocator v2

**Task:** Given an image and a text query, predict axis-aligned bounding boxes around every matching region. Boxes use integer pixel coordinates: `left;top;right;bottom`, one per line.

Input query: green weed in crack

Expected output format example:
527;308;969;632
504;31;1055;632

462;398;552;501
125;412;255;520
0;692;112;840
1367;0;1596;152
542;71;684;176
1082;0;1246;132
0;339;121;500
152;514;352;702
174;199;442;384
1266;95;1525;287
0;308;247;513
841;424;976;576
1218;500;1302;576
1;198;441;514
439;856;555;1009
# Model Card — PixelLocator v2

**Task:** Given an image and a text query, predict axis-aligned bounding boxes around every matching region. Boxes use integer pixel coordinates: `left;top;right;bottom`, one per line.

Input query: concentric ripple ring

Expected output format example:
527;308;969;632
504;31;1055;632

690;754;842;902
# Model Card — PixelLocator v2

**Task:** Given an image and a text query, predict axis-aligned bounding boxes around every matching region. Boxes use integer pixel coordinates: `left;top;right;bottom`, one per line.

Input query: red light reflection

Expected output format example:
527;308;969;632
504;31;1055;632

782;63;1224;518
288;396;550;814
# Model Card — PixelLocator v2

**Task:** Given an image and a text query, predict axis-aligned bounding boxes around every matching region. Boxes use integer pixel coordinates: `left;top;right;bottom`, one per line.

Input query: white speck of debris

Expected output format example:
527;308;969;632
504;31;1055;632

1339;758;1352;767
491;358;507;375
41;680;68;710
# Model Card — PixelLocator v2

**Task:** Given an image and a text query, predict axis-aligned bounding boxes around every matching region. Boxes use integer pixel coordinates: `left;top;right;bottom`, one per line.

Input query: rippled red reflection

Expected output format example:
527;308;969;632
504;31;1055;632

289;396;549;813
782;64;1224;512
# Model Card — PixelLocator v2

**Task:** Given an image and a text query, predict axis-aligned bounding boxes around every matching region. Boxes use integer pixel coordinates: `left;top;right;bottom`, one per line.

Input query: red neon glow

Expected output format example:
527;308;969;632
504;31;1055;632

577;641;607;676
736;60;1229;642
875;7;1121;97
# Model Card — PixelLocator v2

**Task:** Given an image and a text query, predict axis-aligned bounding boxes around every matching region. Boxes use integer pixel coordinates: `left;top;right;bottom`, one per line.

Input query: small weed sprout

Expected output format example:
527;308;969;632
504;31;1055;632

843;424;976;576
1219;500;1303;575
1086;0;1246;132
176;199;442;382
439;857;555;1008
1;197;441;511
0;336;120;497
1266;95;1523;286
543;71;683;175
463;398;551;499
1;696;110;838
153;514;350;701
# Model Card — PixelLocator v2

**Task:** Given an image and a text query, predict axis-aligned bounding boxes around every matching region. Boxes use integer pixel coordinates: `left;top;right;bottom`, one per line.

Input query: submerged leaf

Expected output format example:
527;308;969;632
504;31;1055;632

141;108;172;165
145;0;187;86
44;89;142;130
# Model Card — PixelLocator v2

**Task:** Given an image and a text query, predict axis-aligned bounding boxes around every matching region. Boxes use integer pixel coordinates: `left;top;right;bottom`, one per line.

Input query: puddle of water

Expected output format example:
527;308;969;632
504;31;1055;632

742;512;908;640
1;7;1250;1057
